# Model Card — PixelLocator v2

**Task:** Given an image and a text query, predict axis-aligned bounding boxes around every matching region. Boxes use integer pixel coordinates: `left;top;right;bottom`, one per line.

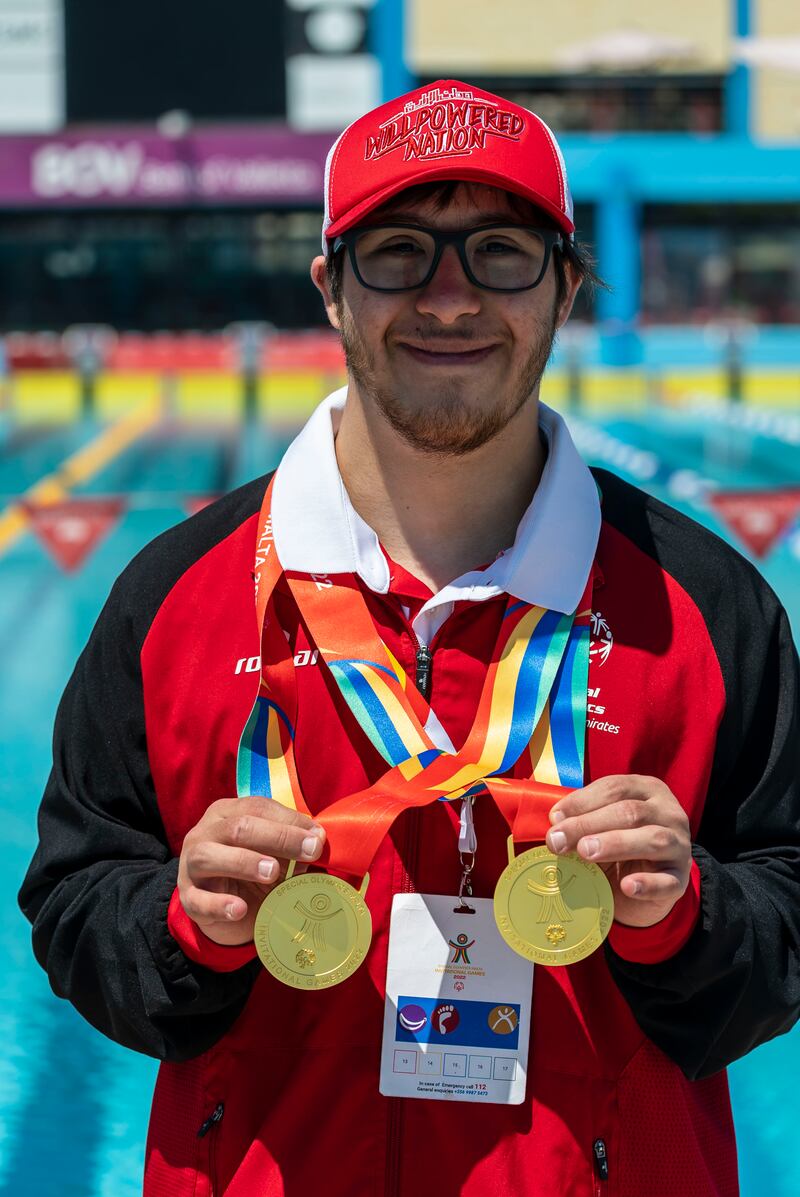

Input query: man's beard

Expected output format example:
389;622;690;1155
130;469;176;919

337;305;558;457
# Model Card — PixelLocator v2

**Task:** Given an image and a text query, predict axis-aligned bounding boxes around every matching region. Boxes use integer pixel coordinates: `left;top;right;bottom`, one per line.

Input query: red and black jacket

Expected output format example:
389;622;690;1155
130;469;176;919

20;468;800;1197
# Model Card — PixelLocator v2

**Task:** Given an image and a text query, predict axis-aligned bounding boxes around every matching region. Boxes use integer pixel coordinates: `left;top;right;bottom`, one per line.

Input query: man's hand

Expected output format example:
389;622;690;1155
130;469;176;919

177;797;326;946
545;775;692;928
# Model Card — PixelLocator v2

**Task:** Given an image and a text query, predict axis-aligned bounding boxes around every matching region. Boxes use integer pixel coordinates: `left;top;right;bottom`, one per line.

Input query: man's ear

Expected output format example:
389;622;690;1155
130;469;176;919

311;255;341;331
555;258;582;331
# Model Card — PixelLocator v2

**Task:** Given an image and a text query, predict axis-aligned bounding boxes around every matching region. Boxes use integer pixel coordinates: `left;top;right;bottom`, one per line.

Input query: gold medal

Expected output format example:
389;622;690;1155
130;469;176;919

493;838;614;966
254;862;372;989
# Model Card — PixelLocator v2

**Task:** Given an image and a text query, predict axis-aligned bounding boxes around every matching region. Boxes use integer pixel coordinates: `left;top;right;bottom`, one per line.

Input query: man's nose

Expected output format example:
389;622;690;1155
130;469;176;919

414;245;481;324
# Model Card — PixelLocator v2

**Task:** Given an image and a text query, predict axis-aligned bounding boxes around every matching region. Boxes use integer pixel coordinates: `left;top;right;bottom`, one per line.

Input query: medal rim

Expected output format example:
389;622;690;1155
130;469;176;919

493;845;614;967
254;871;372;990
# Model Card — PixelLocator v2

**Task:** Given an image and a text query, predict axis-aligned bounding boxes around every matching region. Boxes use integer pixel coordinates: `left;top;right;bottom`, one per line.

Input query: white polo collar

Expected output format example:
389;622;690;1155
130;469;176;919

272;387;600;636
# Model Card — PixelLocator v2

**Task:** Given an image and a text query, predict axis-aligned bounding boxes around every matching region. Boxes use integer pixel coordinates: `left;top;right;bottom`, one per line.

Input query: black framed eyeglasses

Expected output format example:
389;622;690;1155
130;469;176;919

332;223;563;293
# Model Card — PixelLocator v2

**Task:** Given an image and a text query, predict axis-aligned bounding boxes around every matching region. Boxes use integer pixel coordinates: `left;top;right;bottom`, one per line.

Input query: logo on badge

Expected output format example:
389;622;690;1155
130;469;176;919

488;1005;518;1035
432;1003;460;1035
448;932;475;966
398;1003;428;1033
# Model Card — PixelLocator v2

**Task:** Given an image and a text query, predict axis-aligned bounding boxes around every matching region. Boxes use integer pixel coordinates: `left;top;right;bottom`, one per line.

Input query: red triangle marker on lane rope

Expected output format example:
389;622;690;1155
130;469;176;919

184;495;221;516
26;497;127;572
708;488;800;559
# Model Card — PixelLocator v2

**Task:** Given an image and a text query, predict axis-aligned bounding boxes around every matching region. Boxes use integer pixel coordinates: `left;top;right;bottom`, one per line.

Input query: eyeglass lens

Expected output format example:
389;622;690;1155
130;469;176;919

353;227;548;291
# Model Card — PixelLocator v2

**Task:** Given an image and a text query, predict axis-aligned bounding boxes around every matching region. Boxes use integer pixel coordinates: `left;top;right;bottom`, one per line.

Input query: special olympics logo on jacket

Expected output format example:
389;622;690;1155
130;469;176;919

589;611;613;666
364;87;526;164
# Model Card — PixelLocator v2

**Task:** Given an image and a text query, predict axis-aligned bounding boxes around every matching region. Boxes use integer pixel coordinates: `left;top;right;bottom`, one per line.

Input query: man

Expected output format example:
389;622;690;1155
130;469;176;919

20;80;800;1196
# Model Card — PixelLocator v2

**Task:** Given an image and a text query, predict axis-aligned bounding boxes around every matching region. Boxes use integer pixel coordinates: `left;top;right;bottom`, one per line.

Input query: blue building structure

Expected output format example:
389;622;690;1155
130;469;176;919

371;0;800;377
568;133;800;365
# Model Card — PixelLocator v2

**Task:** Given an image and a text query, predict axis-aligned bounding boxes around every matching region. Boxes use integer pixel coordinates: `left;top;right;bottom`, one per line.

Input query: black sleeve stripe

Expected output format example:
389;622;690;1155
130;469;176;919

592;467;800;1079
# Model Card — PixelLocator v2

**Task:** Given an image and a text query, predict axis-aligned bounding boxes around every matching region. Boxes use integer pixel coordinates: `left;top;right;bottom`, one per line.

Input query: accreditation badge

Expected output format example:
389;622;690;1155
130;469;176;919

380;894;533;1104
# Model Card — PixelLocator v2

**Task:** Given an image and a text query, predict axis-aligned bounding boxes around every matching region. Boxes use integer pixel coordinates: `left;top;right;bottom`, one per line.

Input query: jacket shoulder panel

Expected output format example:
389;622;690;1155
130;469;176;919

591;466;779;629
117;473;270;652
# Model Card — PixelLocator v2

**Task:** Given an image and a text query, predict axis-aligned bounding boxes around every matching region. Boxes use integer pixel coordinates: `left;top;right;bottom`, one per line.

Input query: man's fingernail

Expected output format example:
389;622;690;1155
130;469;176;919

549;830;567;853
310;823;326;840
581;837;600;858
225;903;238;919
631;881;642;896
258;859;276;881
550;810;565;823
302;835;322;858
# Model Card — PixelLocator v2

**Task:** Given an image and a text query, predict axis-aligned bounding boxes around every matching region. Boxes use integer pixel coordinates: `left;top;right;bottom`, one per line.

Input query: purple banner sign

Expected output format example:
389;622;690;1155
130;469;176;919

0;127;335;207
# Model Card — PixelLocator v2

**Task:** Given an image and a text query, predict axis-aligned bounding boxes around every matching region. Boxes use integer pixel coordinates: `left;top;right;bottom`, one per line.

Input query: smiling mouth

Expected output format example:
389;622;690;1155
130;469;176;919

397;343;498;366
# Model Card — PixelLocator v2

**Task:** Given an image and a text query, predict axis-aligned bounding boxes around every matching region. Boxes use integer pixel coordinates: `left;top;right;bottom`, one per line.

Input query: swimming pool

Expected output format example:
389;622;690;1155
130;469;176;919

1;403;798;1195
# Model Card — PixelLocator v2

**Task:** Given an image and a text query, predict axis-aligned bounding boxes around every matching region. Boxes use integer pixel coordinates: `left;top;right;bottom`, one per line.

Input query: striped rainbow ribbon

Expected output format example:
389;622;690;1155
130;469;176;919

238;589;590;808
237;473;592;812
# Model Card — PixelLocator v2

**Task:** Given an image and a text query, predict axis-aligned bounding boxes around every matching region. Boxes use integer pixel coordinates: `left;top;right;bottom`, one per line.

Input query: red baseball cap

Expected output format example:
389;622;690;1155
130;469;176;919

322;79;575;254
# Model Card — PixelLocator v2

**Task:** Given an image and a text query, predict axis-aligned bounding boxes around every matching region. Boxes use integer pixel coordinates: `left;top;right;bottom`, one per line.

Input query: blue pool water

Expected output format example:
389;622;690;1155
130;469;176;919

1;402;798;1195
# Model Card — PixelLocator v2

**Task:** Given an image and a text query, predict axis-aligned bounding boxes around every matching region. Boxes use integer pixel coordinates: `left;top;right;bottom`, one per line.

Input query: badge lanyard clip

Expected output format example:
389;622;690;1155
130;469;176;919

454;795;476;913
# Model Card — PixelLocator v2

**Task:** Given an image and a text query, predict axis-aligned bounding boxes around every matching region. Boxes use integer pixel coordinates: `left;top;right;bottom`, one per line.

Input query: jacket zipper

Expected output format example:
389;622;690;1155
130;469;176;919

414;643;433;701
386;640;432;1197
197;1103;224;1197
400;639;432;897
593;1137;609;1194
399;637;431;896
